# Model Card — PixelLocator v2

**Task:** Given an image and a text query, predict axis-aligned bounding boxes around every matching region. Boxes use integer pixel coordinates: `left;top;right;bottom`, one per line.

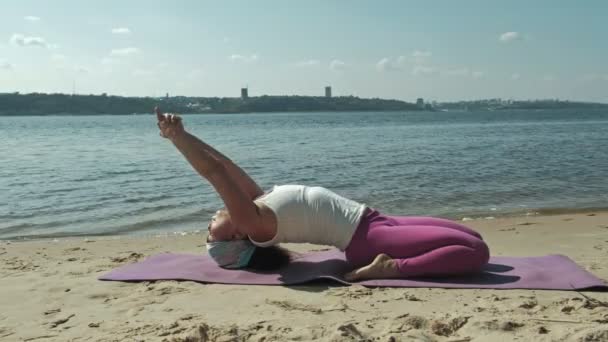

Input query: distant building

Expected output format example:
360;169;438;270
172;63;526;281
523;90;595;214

325;86;332;98
416;98;424;108
241;88;248;99
165;92;169;100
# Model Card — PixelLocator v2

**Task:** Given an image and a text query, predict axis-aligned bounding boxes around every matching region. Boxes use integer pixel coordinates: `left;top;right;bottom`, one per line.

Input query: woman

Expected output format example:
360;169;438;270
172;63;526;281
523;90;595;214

156;108;490;281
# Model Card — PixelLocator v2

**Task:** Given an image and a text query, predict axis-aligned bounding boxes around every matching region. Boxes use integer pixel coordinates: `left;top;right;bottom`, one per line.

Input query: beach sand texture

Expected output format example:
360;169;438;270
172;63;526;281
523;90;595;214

1;212;607;341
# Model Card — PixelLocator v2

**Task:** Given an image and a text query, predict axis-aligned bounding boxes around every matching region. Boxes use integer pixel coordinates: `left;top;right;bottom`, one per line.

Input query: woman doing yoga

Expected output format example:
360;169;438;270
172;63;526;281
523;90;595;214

156;108;490;281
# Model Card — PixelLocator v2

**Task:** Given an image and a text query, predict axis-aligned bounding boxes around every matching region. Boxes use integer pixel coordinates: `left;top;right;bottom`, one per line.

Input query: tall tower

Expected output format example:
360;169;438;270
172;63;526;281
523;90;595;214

325;86;332;98
241;87;248;99
416;98;424;108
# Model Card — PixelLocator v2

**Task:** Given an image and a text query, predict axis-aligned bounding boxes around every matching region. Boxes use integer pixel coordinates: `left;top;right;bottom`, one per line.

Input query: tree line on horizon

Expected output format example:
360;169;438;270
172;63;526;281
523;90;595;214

0;92;605;115
0;92;421;115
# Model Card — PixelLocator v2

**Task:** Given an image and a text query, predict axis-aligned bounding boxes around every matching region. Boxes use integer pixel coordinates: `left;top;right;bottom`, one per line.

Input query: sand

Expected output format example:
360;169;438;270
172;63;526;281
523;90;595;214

1;212;607;342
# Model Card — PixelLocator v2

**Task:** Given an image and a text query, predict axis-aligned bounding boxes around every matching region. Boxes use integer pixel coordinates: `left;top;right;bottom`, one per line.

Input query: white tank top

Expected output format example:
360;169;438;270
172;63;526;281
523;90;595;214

250;185;367;250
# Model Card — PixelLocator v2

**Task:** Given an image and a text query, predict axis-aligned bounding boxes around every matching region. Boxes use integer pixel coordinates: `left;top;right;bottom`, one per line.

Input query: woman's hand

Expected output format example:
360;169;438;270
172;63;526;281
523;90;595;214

156;106;185;140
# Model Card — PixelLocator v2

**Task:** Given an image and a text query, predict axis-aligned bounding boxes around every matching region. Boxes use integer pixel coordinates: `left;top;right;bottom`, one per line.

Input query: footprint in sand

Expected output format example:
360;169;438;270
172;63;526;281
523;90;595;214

48;313;75;328
63;247;86;254
43;308;61;316
326;285;373;299
0;327;15;339
571;327;608;341
475;319;524;331
517;222;537;226
266;299;323;314
562;218;574;221
334;323;368;341
110;252;144;264
402;315;429;329
430;316;470;337
518;298;535;308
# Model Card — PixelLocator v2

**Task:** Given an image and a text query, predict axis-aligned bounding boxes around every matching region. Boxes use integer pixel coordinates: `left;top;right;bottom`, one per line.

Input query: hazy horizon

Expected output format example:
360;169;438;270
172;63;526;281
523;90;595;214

1;0;607;103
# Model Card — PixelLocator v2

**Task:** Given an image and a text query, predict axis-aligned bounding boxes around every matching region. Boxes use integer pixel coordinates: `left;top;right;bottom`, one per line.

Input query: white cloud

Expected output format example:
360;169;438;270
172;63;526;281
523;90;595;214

75;66;89;74
229;54;258;63
295;59;320;67
500;31;521;42
10;33;48;48
376;58;391;71
511;73;521;80
0;59;13;70
472;71;484;78
24;16;41;22
445;68;470;76
110;47;140;56
111;27;131;34
376;56;406;72
412;65;437;75
378;52;431;71
329;59;347;71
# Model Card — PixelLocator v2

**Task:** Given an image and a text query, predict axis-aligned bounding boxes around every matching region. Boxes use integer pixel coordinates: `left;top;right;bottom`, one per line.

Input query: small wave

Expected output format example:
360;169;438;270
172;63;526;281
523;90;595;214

449;205;608;221
0;208;205;241
0;222;38;235
123;194;172;204
0;215;96;236
106;169;143;176
534;206;608;216
7;181;31;187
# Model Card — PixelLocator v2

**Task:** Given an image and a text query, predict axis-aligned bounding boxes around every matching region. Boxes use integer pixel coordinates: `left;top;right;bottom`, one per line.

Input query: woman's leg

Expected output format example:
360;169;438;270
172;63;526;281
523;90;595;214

345;222;489;280
386;216;483;240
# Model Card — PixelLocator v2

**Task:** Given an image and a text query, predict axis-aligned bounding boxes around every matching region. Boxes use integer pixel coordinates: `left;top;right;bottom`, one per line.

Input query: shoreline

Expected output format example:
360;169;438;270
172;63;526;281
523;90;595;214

1;211;607;341
3;207;608;243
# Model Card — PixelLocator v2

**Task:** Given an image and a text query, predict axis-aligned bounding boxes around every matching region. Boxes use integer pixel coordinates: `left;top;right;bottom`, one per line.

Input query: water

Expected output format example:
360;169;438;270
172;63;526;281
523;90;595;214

1;110;607;240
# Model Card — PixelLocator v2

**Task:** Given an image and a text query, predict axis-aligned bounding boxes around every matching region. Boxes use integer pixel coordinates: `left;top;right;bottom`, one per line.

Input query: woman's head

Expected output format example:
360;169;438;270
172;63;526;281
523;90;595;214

207;209;245;242
206;239;291;270
206;209;291;270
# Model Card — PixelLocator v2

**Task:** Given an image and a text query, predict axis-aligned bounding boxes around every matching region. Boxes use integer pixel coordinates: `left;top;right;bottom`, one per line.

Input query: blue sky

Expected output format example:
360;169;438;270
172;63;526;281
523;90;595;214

1;0;607;102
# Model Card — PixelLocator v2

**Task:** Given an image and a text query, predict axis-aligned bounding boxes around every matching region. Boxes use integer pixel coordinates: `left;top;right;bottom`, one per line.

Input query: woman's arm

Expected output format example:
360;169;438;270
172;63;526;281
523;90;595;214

156;107;263;199
157;112;265;237
185;135;263;199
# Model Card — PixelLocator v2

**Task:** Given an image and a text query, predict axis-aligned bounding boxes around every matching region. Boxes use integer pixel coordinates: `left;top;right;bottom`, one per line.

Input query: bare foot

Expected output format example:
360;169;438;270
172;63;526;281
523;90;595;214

344;254;401;282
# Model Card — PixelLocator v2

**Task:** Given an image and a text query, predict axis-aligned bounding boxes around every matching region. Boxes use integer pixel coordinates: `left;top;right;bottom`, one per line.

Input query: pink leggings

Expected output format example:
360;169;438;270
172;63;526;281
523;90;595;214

345;209;490;277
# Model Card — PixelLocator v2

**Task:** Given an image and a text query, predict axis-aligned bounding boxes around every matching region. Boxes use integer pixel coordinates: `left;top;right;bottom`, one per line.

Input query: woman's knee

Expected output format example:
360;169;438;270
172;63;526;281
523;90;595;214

470;238;490;268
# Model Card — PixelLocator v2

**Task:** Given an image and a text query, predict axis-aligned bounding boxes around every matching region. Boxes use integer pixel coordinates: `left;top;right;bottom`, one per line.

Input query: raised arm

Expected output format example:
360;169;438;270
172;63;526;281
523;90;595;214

156;107;263;199
156;110;265;237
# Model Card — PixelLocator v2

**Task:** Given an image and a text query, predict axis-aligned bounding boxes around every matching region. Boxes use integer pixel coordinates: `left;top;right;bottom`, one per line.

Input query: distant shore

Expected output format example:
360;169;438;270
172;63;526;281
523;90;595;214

2;92;607;116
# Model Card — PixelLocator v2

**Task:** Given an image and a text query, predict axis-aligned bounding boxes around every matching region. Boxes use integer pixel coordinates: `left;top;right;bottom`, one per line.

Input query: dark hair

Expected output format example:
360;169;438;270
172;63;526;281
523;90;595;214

247;245;291;271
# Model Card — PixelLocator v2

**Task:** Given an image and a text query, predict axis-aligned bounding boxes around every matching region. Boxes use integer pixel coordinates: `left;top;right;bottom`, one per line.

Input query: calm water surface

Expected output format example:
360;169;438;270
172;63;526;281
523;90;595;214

1;110;607;240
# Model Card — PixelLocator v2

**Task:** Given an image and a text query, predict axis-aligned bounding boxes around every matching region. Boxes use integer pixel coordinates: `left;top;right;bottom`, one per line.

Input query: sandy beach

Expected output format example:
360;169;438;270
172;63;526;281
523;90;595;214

1;212;607;342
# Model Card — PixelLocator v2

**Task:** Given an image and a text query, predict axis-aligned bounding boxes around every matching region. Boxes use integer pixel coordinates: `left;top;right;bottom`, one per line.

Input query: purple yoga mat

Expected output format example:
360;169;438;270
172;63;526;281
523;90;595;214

99;249;608;291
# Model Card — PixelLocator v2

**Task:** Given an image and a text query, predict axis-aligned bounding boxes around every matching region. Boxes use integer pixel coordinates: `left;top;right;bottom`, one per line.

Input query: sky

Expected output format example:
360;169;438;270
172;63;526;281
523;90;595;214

1;0;607;102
